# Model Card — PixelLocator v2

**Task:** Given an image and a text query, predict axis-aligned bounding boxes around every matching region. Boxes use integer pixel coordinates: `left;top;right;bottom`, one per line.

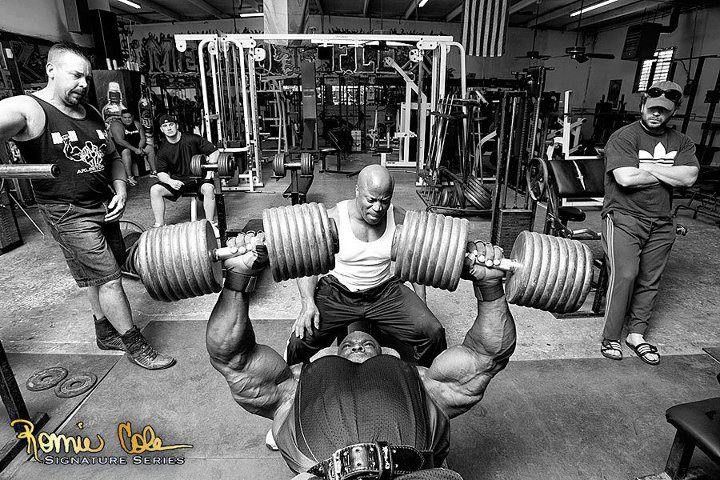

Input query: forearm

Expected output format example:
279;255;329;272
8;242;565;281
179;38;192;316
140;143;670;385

297;275;319;305
206;288;255;368
157;171;173;183
110;158;128;183
463;283;517;366
640;164;699;187
113;138;136;151
615;167;660;187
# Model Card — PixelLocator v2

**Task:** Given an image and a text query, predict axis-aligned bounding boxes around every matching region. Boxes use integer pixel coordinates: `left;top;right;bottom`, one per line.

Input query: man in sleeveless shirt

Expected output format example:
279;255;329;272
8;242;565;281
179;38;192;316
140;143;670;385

287;165;446;368
206;232;515;479
0;43;174;370
599;81;698;365
108;109;155;186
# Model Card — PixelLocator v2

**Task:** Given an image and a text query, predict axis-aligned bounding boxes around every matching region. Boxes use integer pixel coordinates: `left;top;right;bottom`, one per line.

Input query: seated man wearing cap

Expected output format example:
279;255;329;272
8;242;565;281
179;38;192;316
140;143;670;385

205;233;516;480
150;114;220;232
599;80;699;365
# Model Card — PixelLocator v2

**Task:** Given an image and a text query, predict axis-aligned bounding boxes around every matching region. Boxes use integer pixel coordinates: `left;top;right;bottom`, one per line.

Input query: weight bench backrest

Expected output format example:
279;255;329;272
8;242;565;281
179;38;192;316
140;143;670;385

547;159;605;198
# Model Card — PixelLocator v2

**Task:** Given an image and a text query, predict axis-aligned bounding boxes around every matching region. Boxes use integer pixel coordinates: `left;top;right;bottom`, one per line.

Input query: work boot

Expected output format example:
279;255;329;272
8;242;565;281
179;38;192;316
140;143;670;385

120;326;176;370
94;316;125;352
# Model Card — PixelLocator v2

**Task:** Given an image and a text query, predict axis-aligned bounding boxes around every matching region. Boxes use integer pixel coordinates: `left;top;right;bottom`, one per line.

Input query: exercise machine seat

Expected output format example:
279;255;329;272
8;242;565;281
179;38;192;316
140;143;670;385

558;206;586;223
547;158;605;198
666;397;720;464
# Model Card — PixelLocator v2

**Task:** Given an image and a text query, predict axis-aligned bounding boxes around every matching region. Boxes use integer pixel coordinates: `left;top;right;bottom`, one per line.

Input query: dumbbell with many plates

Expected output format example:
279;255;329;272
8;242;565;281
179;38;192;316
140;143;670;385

190;153;236;178
132;206;592;313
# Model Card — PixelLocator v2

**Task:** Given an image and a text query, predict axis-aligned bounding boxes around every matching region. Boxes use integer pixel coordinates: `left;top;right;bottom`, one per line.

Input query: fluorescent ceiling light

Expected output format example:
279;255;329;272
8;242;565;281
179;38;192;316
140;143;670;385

238;12;264;17
418;0;430;7
570;0;621;17
116;0;141;9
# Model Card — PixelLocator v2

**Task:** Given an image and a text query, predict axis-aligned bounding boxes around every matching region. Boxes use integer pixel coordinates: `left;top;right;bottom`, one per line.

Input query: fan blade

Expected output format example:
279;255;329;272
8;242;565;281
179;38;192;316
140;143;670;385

586;53;615;59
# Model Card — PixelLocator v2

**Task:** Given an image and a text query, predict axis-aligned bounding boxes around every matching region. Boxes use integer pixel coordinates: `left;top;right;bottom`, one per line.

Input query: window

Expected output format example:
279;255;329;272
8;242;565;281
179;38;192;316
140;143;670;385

634;47;675;93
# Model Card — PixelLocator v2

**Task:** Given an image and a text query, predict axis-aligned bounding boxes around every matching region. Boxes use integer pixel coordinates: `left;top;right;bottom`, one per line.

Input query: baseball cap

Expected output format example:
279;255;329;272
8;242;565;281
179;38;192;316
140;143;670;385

645;80;683;111
158;114;178;126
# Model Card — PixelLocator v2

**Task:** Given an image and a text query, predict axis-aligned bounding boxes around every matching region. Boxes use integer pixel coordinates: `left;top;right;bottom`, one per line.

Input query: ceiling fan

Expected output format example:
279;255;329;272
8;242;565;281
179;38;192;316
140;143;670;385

516;1;551;61
555;0;615;63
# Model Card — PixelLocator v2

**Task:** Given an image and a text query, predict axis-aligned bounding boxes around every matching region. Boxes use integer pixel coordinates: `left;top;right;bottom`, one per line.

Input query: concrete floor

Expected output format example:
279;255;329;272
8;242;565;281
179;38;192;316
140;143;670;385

0;152;719;479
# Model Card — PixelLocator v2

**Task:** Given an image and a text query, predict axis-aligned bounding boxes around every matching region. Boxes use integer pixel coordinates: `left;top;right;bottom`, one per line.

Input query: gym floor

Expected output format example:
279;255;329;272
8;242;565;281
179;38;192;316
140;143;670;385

0;152;719;479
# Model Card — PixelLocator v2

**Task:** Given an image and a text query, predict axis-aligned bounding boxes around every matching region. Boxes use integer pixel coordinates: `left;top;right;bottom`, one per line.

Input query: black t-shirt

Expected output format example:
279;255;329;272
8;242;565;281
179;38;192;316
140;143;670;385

603;121;698;219
156;133;216;179
14;96;117;208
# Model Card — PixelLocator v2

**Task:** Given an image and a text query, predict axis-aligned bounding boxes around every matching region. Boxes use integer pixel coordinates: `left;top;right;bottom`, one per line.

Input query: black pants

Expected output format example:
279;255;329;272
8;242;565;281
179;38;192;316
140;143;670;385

286;276;446;367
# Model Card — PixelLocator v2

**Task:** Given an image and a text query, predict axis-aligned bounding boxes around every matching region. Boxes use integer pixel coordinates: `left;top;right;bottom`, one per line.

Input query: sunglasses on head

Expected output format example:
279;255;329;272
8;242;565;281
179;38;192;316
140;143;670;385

646;87;682;103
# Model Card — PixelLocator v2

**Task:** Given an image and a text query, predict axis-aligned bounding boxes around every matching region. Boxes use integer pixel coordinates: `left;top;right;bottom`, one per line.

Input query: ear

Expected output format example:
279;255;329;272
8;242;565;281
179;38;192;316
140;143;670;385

46;62;55;79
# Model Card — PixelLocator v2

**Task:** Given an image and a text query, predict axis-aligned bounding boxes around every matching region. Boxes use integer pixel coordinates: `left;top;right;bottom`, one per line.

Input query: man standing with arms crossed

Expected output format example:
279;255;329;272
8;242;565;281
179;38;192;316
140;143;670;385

600;80;698;365
0;43;174;370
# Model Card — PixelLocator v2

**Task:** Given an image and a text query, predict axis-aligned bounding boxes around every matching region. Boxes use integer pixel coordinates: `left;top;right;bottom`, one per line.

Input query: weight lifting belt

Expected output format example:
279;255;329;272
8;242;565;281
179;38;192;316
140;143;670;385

308;442;432;480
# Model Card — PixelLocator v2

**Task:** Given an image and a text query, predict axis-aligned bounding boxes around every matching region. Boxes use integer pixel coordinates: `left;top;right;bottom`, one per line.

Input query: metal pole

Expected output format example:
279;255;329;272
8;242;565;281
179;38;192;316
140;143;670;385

197;39;214;142
681;57;705;134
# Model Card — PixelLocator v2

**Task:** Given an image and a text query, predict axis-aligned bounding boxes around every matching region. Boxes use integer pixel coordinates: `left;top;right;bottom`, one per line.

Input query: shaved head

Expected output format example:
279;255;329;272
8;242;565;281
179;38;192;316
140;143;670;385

357;165;394;195
47;42;89;68
337;331;382;363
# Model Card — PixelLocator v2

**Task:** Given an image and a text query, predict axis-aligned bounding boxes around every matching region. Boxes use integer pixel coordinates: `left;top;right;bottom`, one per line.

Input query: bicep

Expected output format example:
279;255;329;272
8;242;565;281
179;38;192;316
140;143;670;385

605;135;638;171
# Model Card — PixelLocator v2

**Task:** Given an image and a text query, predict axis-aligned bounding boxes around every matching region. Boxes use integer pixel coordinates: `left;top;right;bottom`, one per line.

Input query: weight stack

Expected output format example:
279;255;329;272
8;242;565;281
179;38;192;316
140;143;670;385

491;208;534;252
0;185;22;255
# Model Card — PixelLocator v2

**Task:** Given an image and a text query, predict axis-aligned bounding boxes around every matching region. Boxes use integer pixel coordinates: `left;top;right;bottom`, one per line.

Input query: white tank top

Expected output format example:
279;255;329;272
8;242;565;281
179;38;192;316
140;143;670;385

329;200;395;292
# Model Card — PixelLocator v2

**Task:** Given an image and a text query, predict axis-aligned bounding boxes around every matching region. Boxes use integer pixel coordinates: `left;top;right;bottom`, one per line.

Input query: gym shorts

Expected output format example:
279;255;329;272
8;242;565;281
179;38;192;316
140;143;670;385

154;178;214;201
38;203;125;288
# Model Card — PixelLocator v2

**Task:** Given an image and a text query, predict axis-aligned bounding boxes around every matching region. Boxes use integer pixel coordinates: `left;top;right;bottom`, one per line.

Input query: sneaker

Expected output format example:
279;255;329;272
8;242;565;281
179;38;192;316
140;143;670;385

121;326;176;370
210;221;220;239
150;171;158;178
94;316;125;352
127;176;138;187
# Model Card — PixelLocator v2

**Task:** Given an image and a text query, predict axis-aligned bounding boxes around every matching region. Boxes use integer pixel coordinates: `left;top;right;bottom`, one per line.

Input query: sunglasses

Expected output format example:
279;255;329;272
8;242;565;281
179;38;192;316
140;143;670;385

646;87;682;103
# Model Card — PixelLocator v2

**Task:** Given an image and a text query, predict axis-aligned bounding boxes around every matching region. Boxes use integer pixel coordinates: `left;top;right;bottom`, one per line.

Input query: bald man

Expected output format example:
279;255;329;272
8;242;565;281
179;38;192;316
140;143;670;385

287;165;446;368
206;233;515;479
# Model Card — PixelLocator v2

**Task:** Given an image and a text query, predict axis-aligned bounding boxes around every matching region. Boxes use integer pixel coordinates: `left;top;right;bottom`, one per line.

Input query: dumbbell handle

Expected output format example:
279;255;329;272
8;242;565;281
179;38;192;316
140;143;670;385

464;252;522;273
0;164;59;179
211;245;252;262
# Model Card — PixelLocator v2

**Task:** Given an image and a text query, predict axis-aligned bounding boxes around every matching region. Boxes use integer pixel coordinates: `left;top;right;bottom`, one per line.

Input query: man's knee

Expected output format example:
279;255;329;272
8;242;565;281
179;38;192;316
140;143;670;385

98;277;124;292
200;183;214;198
614;264;639;283
150;184;167;198
121;149;131;162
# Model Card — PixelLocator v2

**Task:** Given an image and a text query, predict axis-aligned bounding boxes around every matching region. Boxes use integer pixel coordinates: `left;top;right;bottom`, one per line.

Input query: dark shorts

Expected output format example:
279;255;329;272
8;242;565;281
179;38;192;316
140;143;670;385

154;178;214;201
38;203;126;288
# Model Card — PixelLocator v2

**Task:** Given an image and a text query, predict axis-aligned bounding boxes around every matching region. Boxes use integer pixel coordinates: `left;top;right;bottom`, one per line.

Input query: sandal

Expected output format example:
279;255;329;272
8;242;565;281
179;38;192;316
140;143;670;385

601;339;622;360
625;341;660;365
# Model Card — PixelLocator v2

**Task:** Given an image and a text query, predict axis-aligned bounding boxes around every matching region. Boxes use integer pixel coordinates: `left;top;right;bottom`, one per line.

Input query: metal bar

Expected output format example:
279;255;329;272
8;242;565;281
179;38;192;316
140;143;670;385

197;39;214;142
681;57;705;134
208;41;224;146
0;164;58;179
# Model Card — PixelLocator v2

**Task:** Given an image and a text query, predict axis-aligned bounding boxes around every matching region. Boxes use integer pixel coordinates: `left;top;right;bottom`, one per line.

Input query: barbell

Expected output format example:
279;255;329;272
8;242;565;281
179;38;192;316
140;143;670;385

190;153;236;178
131;206;593;313
0;164;59;179
272;152;314;178
134;203;338;301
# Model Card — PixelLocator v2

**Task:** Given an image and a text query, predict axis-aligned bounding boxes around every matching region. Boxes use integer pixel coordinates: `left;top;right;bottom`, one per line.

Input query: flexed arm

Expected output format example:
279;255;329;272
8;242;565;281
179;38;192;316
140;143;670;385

206;234;297;419
420;241;517;419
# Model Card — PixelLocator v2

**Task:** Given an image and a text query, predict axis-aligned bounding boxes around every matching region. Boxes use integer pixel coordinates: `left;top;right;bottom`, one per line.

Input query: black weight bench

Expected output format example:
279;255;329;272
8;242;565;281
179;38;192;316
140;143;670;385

637;396;720;480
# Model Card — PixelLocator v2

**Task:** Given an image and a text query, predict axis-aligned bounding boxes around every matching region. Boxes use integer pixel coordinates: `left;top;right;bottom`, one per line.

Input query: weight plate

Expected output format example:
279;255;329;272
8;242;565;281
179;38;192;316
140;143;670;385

526;157;548;202
308;205;328;275
218;153;236;177
317;203;337;273
273;153;286;177
528;233;555;308
543;236;568;312
564;241;593;313
554;237;579;313
408;211;428;285
520;232;545;307
577;242;594;312
447;216;469;291
300;152;313;176
504;231;528;305
431;215;453;289
190;154;205;177
416;213;437;287
286;205;304;278
26;367;68;391
263;207;282;282
54;373;97;398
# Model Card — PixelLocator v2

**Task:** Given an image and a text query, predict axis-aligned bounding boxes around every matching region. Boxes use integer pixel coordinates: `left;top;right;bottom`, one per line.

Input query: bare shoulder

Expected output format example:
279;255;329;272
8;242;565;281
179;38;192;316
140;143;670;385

0;95;45;140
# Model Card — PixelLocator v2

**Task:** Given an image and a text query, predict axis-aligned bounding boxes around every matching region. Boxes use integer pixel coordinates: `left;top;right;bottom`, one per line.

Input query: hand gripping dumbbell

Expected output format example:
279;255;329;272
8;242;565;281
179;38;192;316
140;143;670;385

133;203;338;302
0;164;59;179
390;211;594;313
190;153;236;178
272;152;314;178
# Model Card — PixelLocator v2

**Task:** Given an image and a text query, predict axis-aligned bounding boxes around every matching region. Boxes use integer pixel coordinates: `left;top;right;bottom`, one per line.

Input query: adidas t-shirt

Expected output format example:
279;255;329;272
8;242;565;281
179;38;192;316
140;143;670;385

602;121;698;219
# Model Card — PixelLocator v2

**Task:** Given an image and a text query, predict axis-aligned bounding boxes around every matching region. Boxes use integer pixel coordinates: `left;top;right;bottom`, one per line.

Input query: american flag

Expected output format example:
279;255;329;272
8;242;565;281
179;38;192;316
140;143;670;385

462;0;510;57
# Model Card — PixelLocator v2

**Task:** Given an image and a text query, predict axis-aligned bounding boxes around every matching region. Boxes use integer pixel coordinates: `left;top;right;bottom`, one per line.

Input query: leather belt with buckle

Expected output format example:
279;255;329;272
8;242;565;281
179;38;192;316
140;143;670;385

308;442;431;480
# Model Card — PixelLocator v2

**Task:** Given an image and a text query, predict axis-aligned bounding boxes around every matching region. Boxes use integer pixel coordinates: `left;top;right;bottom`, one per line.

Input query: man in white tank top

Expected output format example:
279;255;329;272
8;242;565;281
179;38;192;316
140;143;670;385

287;165;447;367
